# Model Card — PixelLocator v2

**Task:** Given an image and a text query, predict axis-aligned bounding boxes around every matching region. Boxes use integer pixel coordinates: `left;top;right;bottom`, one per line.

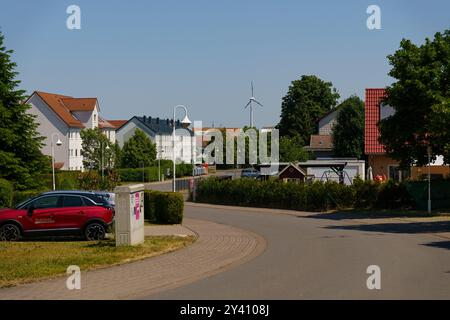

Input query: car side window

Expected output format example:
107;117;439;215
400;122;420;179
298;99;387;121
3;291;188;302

81;197;96;207
30;196;61;209
62;196;85;207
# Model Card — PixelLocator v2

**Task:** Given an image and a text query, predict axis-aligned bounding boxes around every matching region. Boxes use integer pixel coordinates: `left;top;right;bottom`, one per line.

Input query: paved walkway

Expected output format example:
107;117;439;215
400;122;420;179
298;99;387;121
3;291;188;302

145;223;196;237
0;218;266;300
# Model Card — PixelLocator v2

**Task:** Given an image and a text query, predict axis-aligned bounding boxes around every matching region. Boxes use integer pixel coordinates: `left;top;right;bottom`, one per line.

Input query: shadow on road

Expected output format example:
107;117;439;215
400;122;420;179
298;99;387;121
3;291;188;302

325;221;450;234
306;210;446;221
422;241;450;251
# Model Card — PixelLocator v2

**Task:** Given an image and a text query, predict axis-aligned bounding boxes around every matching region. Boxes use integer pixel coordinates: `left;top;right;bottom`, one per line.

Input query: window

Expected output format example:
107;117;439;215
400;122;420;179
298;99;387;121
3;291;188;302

27;196;61;209
75;149;77;156
94;114;97;122
62;196;84;207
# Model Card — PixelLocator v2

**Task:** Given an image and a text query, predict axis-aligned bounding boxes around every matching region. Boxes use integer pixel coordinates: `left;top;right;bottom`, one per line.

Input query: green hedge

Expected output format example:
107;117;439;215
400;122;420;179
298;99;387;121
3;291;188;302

144;190;184;224
195;177;417;211
12;190;43;206
0;179;14;208
118;163;193;182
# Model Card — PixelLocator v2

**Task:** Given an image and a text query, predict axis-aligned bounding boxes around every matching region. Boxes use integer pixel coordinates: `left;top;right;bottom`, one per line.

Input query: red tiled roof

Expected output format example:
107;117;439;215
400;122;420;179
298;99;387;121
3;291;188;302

34;91;84;128
61;98;98;112
365;88;386;154
98;118;115;129
305;135;333;151
106;120;128;129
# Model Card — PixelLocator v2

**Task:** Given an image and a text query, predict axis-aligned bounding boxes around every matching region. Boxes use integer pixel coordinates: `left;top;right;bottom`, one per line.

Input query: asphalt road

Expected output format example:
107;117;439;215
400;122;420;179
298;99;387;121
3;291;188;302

145;204;450;299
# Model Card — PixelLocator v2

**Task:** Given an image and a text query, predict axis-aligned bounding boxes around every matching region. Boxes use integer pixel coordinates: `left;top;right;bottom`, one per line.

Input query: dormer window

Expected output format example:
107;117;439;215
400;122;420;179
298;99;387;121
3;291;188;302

94;114;97;122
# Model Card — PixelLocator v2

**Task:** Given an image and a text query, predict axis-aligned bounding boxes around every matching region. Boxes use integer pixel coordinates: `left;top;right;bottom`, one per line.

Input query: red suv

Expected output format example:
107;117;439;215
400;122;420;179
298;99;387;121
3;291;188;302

0;191;114;241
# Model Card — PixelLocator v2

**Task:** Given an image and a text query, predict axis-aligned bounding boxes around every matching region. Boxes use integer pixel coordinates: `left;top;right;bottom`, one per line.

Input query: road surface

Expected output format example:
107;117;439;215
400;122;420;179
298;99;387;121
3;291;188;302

144;203;450;299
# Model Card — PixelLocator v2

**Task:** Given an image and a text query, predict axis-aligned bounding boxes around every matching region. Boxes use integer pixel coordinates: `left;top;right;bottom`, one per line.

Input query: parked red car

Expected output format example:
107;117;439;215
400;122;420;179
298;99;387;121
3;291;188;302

0;191;114;241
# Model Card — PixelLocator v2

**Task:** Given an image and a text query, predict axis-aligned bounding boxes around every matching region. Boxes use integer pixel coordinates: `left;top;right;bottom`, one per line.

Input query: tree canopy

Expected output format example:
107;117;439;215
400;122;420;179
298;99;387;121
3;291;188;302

277;75;340;143
279;135;308;163
0;31;48;190
332;96;365;159
121;129;156;168
80;128;115;170
379;29;450;167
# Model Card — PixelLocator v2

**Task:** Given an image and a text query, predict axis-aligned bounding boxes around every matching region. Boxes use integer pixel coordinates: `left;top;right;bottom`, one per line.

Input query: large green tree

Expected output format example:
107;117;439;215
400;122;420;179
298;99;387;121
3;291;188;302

0;31;48;190
277;75;340;143
80;128;115;170
121;129;156;168
332;96;365;159
379;30;450;167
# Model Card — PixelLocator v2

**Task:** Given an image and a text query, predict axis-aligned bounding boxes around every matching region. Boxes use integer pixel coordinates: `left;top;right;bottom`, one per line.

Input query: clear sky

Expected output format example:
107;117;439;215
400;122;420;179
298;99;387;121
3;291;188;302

1;0;449;128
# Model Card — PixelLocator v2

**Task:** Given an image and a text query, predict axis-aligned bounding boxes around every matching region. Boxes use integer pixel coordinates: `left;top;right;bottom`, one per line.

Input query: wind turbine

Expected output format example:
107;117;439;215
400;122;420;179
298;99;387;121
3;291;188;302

243;81;263;128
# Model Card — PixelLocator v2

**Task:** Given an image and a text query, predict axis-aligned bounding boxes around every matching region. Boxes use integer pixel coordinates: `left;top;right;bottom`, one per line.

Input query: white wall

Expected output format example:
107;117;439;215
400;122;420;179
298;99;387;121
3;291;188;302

27;94;70;170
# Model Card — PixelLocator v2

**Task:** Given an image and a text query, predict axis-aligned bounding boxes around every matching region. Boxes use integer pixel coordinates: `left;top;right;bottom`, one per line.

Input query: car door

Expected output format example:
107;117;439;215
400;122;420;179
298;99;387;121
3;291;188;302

23;195;63;231
58;195;88;229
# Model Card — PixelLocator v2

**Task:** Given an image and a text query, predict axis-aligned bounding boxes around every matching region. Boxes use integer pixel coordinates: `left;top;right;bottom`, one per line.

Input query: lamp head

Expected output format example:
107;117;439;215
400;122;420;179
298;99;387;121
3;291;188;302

56;139;62;146
181;114;191;128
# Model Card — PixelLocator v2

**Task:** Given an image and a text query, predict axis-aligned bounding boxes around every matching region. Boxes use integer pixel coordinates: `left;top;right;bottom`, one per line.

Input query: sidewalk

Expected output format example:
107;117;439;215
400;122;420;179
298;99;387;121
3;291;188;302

0;218;266;300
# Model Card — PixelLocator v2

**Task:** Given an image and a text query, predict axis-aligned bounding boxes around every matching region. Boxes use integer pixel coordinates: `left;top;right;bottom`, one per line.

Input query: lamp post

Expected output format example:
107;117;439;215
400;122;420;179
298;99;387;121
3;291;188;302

427;146;432;214
101;142;110;181
158;145;165;182
172;105;191;192
51;133;62;191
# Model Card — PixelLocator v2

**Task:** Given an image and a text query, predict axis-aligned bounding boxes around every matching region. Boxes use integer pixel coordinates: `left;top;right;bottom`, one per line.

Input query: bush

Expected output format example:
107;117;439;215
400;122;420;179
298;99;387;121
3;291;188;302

375;180;412;209
144;190;184;224
118;163;193;182
12;190;43;206
352;177;380;208
77;171;101;191
0;179;14;208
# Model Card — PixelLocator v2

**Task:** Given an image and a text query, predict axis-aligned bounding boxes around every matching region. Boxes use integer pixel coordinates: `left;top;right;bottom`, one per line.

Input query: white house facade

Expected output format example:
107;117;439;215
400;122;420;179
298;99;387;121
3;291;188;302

26;91;116;171
116;116;195;164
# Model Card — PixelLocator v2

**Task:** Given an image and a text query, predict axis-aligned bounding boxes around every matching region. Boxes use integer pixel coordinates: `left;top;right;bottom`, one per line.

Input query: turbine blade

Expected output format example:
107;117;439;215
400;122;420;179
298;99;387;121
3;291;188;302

253;99;263;107
251;81;254;97
244;100;251;109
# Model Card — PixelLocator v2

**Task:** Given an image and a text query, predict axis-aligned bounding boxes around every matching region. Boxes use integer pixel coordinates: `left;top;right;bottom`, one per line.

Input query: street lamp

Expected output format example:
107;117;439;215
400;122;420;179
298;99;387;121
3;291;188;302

172;105;191;192
427;146;432;214
101;143;110;180
51;133;62;191
158;145;165;182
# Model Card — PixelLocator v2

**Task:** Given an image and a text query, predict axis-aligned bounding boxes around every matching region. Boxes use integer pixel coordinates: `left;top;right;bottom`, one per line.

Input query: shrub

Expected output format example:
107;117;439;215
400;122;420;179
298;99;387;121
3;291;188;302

99;170;121;191
144;190;184;224
352;177;380;208
0;179;14;208
375;180;412;209
78;171;101;191
12;190;43;206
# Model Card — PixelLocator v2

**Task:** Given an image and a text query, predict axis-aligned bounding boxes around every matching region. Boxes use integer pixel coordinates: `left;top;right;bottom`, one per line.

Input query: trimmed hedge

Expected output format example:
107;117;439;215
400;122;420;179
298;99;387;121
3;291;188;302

195;177;416;211
144;190;184;224
0;179;14;208
118;163;193;182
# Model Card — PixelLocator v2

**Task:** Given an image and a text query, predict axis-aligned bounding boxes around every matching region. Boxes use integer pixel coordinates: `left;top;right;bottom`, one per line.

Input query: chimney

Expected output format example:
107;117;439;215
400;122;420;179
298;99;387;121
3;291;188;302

143;115;147;123
148;116;152;123
156;117;160;124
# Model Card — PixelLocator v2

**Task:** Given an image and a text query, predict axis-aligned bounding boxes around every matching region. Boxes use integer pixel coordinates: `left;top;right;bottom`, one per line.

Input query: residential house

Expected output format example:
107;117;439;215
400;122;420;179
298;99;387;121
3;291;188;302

26;91;115;171
116;116;195;164
304;107;341;158
365;88;450;181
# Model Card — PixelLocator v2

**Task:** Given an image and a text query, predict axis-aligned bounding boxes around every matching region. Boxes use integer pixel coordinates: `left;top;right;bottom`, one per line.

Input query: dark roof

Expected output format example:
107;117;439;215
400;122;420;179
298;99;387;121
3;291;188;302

133;116;193;134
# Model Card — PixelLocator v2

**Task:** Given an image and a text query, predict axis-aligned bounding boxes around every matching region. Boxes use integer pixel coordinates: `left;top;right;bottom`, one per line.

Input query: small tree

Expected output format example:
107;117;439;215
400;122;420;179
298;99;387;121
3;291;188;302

80;128;115;170
332;96;365;159
121;129;156;168
279;135;308;162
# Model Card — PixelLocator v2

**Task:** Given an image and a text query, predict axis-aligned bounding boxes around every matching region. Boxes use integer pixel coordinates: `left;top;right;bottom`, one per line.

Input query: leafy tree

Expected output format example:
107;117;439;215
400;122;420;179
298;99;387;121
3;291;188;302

0;31;48;190
379;30;450;167
80;128;115;170
332;96;365;159
121;129;156;168
277;75;340;143
279;135;308;162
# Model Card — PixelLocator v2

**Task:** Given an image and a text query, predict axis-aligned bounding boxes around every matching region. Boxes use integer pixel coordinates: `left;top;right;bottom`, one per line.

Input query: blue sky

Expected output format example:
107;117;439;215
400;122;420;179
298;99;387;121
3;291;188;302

1;0;449;127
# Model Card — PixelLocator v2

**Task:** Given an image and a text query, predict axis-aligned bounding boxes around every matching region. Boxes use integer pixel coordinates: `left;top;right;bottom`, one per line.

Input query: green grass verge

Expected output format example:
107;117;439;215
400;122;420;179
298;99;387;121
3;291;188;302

0;235;195;288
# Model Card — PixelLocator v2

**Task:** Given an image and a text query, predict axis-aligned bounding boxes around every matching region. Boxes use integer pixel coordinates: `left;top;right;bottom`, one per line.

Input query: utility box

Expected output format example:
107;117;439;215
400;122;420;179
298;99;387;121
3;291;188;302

114;184;145;246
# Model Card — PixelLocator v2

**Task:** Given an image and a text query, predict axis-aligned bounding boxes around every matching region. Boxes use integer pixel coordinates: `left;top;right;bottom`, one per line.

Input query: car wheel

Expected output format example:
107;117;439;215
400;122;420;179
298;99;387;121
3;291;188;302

84;222;106;241
0;224;22;241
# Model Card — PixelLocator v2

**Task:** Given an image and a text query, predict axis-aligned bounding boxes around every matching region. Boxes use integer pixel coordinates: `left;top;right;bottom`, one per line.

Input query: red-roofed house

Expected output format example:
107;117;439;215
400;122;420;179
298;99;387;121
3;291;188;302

25;91;119;171
365;88;402;180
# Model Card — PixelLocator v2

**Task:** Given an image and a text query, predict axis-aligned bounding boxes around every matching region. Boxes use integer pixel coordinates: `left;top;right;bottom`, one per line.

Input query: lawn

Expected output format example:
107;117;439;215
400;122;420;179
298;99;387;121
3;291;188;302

0;235;195;288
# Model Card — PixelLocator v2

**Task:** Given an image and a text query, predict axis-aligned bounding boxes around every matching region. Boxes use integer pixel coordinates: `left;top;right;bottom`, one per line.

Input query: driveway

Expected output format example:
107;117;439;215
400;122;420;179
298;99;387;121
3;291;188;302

146;203;450;299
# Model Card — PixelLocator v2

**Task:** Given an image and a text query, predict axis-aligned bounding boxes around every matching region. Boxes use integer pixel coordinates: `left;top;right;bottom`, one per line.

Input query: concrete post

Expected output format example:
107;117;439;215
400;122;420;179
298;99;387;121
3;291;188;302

114;184;145;246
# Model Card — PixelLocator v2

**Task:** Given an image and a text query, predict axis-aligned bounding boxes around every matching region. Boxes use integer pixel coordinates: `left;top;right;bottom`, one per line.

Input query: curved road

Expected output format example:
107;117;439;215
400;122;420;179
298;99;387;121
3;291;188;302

145;202;450;299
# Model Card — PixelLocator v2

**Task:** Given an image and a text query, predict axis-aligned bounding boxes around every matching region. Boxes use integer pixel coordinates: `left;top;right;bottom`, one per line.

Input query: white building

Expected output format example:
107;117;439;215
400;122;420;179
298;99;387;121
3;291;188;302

26;91;116;171
116;116;195;164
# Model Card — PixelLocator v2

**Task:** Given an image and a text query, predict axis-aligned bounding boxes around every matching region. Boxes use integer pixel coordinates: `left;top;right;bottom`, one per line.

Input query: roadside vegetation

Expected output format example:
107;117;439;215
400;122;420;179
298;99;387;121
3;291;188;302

195;177;450;214
0;235;195;288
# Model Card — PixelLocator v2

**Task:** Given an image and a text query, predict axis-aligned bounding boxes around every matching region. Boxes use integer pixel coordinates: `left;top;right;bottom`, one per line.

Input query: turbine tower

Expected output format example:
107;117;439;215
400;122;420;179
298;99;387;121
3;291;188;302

243;81;263;128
